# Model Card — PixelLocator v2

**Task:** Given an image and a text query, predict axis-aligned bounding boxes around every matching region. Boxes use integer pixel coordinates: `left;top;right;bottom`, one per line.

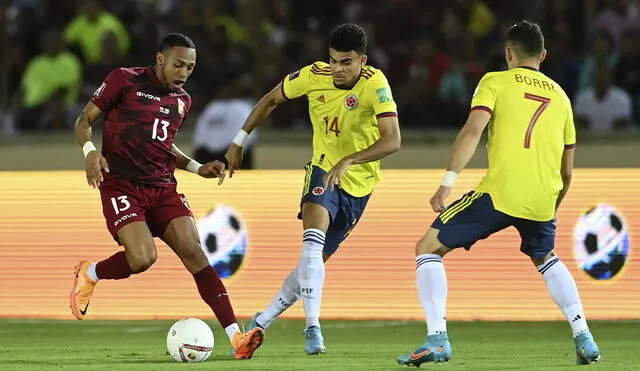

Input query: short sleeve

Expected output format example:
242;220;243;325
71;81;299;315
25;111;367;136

281;65;312;99
368;74;398;118
470;73;497;115
90;68;126;112
564;105;576;148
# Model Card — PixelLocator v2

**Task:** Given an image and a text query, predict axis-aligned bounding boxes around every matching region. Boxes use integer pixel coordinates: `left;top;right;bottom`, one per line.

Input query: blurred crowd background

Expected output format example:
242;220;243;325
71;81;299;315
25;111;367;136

1;0;639;139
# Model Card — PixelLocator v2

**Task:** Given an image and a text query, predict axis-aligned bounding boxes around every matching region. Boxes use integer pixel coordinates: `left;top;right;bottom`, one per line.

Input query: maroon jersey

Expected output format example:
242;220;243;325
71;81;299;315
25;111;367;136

91;67;192;186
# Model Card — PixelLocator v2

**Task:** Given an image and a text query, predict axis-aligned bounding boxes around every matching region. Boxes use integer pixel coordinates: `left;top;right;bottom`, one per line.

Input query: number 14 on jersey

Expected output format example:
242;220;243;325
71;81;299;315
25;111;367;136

323;116;341;137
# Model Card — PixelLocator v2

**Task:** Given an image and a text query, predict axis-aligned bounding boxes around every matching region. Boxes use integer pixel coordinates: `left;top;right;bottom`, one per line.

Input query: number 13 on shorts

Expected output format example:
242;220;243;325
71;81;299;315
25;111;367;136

110;196;131;215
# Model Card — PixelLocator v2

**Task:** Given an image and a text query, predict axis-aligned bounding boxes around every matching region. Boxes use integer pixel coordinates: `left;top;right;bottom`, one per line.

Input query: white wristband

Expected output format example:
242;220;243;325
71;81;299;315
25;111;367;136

186;159;202;174
82;141;97;158
441;170;458;187
232;129;249;147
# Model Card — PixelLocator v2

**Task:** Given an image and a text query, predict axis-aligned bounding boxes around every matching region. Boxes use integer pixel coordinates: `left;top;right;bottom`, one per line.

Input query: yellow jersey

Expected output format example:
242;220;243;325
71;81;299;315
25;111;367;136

471;67;576;221
282;62;398;197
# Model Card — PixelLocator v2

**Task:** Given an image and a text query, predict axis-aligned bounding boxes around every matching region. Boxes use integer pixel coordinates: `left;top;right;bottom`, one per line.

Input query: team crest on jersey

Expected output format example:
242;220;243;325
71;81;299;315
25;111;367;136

289;70;301;80
312;186;325;195
344;94;359;110
93;82;106;98
177;98;185;117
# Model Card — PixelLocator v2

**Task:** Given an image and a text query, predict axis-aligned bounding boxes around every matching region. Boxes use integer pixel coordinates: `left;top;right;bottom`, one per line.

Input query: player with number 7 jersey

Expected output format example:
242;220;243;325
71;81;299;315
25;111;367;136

398;20;599;368
69;33;264;360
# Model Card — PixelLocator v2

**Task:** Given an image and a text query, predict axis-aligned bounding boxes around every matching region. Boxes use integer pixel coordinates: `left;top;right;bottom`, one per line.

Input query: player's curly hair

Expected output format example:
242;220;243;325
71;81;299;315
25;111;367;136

156;33;195;53
506;20;544;57
330;23;367;55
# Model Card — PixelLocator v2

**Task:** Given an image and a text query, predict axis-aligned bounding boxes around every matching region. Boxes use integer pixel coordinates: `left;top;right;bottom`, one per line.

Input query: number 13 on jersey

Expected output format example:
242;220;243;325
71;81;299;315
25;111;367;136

152;118;169;141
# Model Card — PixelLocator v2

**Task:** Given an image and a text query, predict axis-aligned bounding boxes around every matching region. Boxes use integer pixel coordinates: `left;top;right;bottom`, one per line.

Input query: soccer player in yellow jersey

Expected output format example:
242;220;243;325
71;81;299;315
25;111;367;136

398;21;600;367
225;23;401;355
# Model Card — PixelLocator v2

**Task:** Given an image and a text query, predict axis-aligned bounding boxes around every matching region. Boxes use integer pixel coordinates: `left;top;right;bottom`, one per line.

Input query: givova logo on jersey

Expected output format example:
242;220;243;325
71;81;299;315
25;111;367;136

137;91;161;101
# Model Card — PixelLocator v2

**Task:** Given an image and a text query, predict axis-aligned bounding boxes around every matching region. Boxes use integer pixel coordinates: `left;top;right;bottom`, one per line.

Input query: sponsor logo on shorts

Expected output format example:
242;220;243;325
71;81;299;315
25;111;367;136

114;212;138;227
312;186;325;195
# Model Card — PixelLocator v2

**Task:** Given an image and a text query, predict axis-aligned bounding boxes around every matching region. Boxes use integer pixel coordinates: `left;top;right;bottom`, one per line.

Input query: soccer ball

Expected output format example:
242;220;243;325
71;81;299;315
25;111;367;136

197;204;248;278
573;204;630;280
166;318;214;362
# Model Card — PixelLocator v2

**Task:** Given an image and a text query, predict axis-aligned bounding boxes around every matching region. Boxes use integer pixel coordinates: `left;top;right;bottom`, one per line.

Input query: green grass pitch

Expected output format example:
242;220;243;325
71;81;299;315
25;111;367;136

0;319;638;370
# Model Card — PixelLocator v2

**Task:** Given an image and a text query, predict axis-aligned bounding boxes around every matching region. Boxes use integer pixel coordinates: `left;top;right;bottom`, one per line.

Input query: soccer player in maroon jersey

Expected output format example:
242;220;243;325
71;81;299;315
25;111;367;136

69;33;263;359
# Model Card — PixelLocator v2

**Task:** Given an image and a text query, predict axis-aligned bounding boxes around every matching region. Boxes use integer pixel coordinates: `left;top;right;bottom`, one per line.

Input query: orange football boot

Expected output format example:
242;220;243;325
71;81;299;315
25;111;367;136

69;260;97;320
232;327;265;359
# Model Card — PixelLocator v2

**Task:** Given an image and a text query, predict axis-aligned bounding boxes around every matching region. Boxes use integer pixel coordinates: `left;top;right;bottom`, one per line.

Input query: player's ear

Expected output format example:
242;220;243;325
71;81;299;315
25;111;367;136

505;46;513;64
360;54;367;66
539;48;547;64
156;51;165;67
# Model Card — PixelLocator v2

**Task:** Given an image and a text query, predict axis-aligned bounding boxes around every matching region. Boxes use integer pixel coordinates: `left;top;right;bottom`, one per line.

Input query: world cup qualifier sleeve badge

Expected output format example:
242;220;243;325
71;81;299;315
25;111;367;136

344;94;359;110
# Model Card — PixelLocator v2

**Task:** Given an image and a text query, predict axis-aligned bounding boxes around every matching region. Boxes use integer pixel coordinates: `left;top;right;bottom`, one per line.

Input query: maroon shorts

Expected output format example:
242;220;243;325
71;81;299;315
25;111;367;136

99;175;193;244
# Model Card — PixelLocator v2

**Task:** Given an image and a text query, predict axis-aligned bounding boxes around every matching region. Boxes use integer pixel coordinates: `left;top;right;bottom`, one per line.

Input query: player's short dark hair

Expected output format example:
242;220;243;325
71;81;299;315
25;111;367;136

156;33;195;54
506;20;544;58
329;23;367;54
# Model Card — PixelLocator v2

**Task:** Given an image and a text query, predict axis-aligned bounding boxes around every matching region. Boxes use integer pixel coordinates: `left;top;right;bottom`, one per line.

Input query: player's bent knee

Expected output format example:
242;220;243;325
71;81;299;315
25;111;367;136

415;228;449;256
530;250;556;266
301;202;330;232
128;249;157;273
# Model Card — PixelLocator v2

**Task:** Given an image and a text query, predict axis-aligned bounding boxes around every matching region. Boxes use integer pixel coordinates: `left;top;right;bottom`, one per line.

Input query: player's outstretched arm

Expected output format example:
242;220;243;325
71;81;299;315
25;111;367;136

323;115;401;191
225;82;288;177
171;144;226;185
74;101;109;188
430;109;490;212
555;147;574;213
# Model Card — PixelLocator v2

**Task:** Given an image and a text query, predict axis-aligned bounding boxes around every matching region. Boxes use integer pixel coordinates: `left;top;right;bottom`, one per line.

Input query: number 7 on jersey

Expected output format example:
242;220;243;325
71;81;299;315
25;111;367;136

523;93;551;149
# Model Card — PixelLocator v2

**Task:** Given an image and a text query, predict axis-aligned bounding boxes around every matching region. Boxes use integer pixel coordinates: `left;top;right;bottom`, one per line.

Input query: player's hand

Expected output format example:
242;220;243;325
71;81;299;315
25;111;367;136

198;160;226;185
323;158;353;191
224;144;243;179
430;186;451;213
85;151;109;189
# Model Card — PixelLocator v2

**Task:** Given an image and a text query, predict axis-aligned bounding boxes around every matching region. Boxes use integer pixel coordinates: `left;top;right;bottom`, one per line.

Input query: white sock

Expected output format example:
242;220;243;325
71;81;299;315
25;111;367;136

256;269;300;328
298;229;325;329
87;263;99;282
225;323;240;343
416;254;447;335
538;257;589;337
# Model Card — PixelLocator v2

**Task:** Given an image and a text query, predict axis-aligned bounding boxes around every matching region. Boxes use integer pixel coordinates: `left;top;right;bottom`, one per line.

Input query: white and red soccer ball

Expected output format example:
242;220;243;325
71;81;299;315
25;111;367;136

166;318;214;362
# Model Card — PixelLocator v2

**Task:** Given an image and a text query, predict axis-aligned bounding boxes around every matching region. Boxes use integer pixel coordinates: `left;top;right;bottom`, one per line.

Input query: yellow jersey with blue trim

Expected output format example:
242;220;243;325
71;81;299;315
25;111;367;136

471;67;576;221
281;62;398;197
